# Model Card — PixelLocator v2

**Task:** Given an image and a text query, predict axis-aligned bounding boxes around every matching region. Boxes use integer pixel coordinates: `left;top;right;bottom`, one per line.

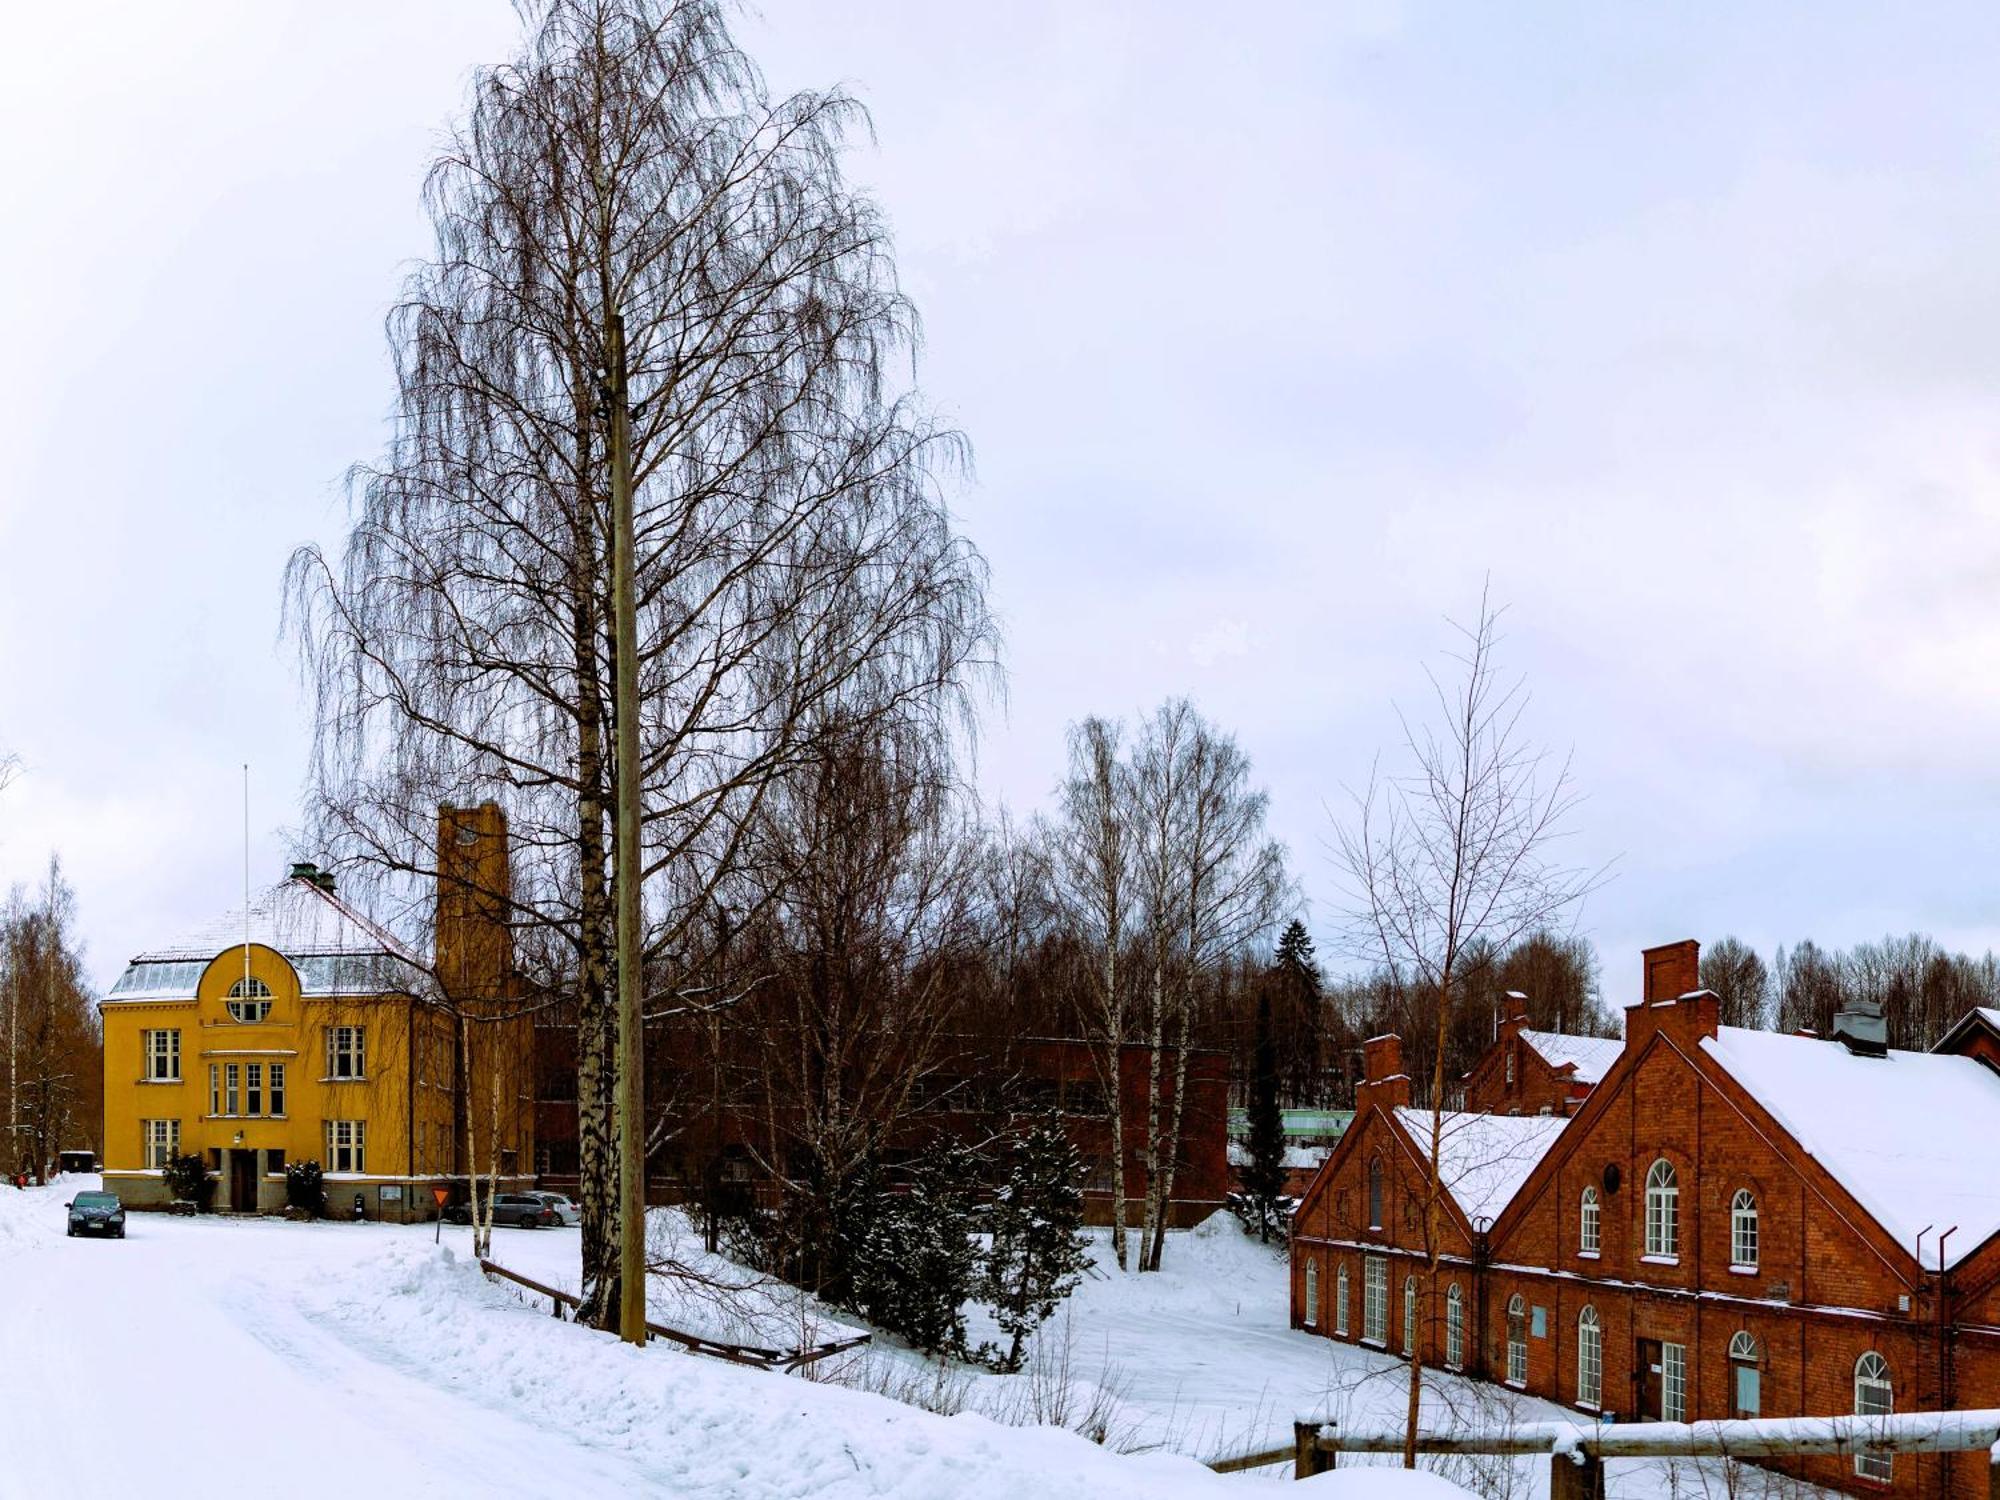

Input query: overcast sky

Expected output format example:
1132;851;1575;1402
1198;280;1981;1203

5;3;2000;999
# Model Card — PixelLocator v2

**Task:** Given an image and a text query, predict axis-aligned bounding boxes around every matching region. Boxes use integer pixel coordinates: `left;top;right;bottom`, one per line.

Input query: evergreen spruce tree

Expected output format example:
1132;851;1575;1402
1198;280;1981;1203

982;1119;1091;1371
1273;918;1325;1104
855;1137;983;1355
1243;987;1289;1242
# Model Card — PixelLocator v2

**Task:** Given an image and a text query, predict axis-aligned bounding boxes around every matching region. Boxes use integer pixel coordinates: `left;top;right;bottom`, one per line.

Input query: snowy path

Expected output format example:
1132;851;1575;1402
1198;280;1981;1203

0;1188;658;1499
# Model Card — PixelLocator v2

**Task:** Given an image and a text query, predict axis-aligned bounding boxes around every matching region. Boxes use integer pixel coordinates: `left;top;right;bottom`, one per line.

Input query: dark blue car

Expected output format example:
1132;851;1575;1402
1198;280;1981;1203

67;1191;126;1239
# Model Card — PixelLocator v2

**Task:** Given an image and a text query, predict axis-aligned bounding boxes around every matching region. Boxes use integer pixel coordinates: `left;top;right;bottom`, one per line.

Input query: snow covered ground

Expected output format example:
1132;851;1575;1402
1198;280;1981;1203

0;1178;1464;1499
0;1181;1828;1499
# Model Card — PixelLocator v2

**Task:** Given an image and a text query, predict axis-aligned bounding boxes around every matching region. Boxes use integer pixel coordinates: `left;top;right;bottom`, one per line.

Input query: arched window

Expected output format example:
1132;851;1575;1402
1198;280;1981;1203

1368;1157;1384;1230
1445;1283;1464;1369
1577;1306;1602;1407
1304;1260;1320;1326
1403;1275;1418;1356
1731;1190;1759;1269
226;975;273;1023
1855;1352;1892;1481
1579;1185;1600;1254
1645;1160;1679;1258
1334;1263;1350;1336
1730;1331;1762;1418
1506;1294;1527;1385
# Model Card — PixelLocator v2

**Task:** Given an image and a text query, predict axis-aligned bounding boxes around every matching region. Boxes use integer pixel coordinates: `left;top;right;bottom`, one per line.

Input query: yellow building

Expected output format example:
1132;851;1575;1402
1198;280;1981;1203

100;804;533;1220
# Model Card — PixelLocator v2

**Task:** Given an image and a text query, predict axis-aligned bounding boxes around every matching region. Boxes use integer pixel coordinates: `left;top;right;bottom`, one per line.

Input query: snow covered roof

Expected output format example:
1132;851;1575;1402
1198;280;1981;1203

1703;1025;2000;1270
1393;1108;1568;1225
1519;1029;1623;1085
105;876;429;1002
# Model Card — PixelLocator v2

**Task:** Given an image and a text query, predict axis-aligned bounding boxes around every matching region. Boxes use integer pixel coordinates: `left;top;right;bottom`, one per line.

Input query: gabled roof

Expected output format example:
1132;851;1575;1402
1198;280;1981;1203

105;875;430;1002
1392;1107;1568;1225
1933;1006;2000;1055
1702;1025;2000;1271
1519;1029;1623;1085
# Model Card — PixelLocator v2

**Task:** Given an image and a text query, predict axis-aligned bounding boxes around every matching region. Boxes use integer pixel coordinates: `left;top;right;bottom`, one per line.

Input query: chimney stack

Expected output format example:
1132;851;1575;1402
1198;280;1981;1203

1624;940;1718;1051
1357;1033;1412;1111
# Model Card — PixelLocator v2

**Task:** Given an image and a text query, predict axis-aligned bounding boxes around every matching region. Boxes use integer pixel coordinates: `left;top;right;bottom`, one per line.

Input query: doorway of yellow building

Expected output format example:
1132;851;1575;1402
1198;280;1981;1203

228;1150;258;1212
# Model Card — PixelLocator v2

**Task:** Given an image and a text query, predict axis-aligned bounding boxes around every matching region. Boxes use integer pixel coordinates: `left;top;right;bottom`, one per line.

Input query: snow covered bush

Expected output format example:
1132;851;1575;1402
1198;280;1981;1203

853;1138;983;1355
285;1159;325;1217
162;1153;214;1211
981;1119;1090;1371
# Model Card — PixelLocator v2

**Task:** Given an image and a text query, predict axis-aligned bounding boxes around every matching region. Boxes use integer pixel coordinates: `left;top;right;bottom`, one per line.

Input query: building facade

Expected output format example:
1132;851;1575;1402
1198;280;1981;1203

1462;1008;1621;1118
100;804;532;1219
1293;939;2000;1499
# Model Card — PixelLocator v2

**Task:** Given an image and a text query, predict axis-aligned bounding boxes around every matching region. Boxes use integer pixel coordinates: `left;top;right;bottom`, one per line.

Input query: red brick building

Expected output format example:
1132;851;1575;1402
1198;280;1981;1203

1462;1008;1621;1117
1293;939;2000;1498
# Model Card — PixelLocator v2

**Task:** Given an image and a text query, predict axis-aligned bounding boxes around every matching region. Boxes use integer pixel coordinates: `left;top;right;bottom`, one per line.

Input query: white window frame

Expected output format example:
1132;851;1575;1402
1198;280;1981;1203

144;1028;181;1082
247;1062;263;1117
143;1118;180;1170
1577;1306;1602;1408
209;1064;220;1117
1403;1275;1418;1356
1445;1283;1464;1369
326;1118;367;1174
1855;1351;1892;1481
1304;1260;1320;1326
225;1062;240;1116
1730;1331;1761;1418
227;976;273;1022
1645;1159;1680;1259
1731;1189;1758;1270
1335;1263;1350;1336
1506;1295;1527;1385
269;1062;286;1117
1363;1256;1388;1344
326;1025;366;1081
1663;1341;1687;1422
1580;1185;1600;1255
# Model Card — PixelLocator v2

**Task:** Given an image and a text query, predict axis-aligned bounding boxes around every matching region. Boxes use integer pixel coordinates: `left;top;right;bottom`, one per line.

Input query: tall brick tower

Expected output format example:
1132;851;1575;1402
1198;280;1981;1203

436;802;534;1183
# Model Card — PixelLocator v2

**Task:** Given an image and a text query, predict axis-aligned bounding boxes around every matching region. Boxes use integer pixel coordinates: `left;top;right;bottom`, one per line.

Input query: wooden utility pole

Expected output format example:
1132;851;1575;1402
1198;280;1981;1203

607;310;647;1346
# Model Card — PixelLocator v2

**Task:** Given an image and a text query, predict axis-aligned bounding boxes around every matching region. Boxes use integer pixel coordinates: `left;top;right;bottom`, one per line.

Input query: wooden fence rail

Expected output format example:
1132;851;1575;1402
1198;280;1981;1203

476;1258;871;1372
1210;1410;2000;1496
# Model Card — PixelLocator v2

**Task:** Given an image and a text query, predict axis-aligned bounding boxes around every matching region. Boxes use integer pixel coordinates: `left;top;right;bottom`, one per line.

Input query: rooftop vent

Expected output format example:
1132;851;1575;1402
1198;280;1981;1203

289;861;320;882
1831;997;1888;1058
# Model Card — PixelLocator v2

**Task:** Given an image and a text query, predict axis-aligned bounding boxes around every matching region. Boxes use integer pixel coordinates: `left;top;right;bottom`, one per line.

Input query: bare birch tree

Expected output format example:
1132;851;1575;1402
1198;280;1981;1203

288;0;992;1328
1;857;100;1181
1332;588;1598;1467
1043;718;1136;1267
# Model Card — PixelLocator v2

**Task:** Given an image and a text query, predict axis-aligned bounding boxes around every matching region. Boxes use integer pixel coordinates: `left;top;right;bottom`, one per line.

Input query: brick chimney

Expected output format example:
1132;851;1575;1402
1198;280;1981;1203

436;802;513;1007
1357;1033;1412;1111
1624;939;1718;1051
1500;992;1530;1041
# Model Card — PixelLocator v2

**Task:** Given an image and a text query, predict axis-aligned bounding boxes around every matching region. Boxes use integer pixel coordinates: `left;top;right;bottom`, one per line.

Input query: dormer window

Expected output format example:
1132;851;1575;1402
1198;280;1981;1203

227;975;273;1022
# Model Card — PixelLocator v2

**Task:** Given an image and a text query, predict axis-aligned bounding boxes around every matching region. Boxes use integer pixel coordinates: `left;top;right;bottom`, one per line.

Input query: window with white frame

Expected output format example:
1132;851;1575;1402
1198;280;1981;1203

1645;1159;1679;1258
1363;1256;1388;1343
1506;1295;1527;1384
326;1119;366;1174
1505;1047;1516;1086
208;1064;220;1117
1577;1306;1602;1407
1304;1260;1320;1325
224;1063;240;1116
1663;1341;1687;1422
144;1029;181;1081
1731;1189;1758;1269
227;976;272;1022
143;1118;179;1170
247;1063;263;1116
1335;1263;1350;1336
1367;1157;1383;1230
1730;1331;1761;1418
1445;1283;1464;1369
1855;1351;1892;1481
269;1063;286;1117
1403;1275;1418;1355
326;1025;366;1080
1580;1185;1600;1254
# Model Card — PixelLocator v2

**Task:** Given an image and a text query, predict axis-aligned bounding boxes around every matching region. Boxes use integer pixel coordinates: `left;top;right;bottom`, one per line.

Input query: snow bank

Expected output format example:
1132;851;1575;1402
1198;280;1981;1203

1299;1474;1479;1498
297;1238;1251;1497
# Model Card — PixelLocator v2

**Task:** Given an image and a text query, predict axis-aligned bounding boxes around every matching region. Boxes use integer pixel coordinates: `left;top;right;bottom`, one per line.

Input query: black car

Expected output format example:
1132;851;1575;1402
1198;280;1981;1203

67;1191;126;1239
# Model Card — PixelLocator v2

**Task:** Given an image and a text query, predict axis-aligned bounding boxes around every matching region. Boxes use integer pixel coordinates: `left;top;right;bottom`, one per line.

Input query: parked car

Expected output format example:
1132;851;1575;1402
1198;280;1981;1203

525;1191;580;1226
443;1193;557;1229
66;1191;126;1239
